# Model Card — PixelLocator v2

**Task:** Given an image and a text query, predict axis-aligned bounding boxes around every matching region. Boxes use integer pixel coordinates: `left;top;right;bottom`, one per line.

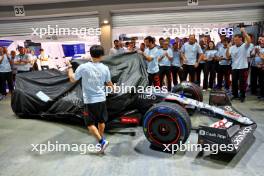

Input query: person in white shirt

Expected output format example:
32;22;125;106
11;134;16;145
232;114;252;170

139;43;145;53
171;41;183;86
14;47;31;73
30;50;38;71
0;47;13;97
109;40;125;56
226;28;251;102
181;34;203;82
216;34;226;50
131;38;139;51
124;42;135;53
26;48;37;71
38;48;50;70
250;36;264;99
196;39;207;90
142;36;160;87
203;41;218;90
9;50;17;81
216;38;231;90
158;40;173;91
157;37;164;49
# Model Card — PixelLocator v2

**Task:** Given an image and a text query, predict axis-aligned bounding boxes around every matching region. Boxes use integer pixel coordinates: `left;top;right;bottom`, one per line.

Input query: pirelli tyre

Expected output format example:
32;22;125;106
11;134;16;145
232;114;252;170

143;102;191;150
172;81;203;115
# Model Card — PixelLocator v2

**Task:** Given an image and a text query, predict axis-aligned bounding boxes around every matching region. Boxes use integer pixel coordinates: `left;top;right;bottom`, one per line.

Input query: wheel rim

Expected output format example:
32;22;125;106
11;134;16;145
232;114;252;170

147;114;181;145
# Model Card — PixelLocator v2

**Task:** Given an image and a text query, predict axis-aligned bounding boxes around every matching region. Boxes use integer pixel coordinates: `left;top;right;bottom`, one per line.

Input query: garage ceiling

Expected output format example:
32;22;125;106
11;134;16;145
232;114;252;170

0;0;84;6
0;0;180;6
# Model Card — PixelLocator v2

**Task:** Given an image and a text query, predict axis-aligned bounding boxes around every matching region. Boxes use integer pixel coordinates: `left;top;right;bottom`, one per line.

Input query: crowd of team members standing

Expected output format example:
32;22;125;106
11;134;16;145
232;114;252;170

110;28;264;103
0;47;49;100
1;28;264;103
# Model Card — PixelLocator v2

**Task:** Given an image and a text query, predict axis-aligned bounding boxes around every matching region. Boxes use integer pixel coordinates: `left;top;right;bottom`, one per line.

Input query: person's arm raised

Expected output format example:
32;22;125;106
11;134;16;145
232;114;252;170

241;28;251;47
66;61;77;83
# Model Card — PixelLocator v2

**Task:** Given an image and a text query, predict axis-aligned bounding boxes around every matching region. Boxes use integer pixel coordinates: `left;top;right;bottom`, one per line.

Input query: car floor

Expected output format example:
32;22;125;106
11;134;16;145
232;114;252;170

0;92;264;176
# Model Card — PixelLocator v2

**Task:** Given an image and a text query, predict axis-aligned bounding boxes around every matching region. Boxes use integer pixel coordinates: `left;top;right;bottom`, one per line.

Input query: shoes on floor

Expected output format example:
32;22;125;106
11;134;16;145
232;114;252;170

0;95;6;101
257;96;264;101
240;97;245;103
231;96;240;101
98;139;109;154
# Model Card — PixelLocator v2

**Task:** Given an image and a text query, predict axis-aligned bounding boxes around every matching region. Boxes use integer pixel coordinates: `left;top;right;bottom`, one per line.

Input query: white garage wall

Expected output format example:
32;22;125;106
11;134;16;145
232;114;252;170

112;8;264;27
0;16;99;37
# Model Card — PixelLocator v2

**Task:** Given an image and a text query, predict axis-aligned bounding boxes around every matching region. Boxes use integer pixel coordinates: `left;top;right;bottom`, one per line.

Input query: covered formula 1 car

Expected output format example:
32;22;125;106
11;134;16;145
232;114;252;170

11;52;257;154
11;52;148;126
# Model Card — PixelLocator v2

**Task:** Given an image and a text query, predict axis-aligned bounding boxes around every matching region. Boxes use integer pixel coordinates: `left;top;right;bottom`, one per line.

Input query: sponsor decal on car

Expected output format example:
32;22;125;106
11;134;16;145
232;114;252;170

232;126;253;149
199;130;227;139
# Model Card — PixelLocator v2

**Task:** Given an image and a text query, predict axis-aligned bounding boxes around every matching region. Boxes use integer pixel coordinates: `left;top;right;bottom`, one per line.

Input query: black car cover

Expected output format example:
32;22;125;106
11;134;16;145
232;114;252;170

11;52;148;121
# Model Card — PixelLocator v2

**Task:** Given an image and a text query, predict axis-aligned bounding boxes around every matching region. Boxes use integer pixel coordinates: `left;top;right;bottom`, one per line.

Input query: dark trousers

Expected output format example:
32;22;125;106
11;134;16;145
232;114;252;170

148;72;160;87
0;72;13;95
217;65;231;89
259;69;264;97
196;63;208;89
250;66;261;94
232;69;248;98
182;64;196;82
159;66;172;91
207;61;217;89
171;66;182;86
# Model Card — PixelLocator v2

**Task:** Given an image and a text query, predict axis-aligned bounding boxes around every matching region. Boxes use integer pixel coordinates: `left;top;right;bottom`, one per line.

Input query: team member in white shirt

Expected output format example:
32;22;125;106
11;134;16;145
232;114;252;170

216;38;231;90
181;34;203;82
26;48;37;71
171;41;183;86
250;36;264;99
203;41;218;90
142;36;160;87
226;28;251;102
124;42;135;53
109;40;125;56
0;47;13;97
216;34;226;50
14;47;31;73
38;48;50;70
158;40;173;91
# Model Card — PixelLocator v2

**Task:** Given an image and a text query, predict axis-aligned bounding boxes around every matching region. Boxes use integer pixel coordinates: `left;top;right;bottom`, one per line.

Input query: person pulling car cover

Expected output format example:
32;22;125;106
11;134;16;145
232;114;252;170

67;45;114;153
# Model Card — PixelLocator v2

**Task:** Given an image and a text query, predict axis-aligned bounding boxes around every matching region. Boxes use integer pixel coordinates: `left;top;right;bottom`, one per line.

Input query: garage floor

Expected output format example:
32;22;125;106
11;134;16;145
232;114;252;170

0;93;264;176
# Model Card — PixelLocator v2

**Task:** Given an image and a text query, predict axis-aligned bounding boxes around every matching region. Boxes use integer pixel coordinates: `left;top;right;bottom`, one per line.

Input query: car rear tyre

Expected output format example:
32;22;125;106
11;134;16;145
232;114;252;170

172;81;203;115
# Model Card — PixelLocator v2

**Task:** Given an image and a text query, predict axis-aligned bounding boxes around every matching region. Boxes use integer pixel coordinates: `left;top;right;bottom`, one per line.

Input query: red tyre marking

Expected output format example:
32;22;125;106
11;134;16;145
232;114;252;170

147;113;181;146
